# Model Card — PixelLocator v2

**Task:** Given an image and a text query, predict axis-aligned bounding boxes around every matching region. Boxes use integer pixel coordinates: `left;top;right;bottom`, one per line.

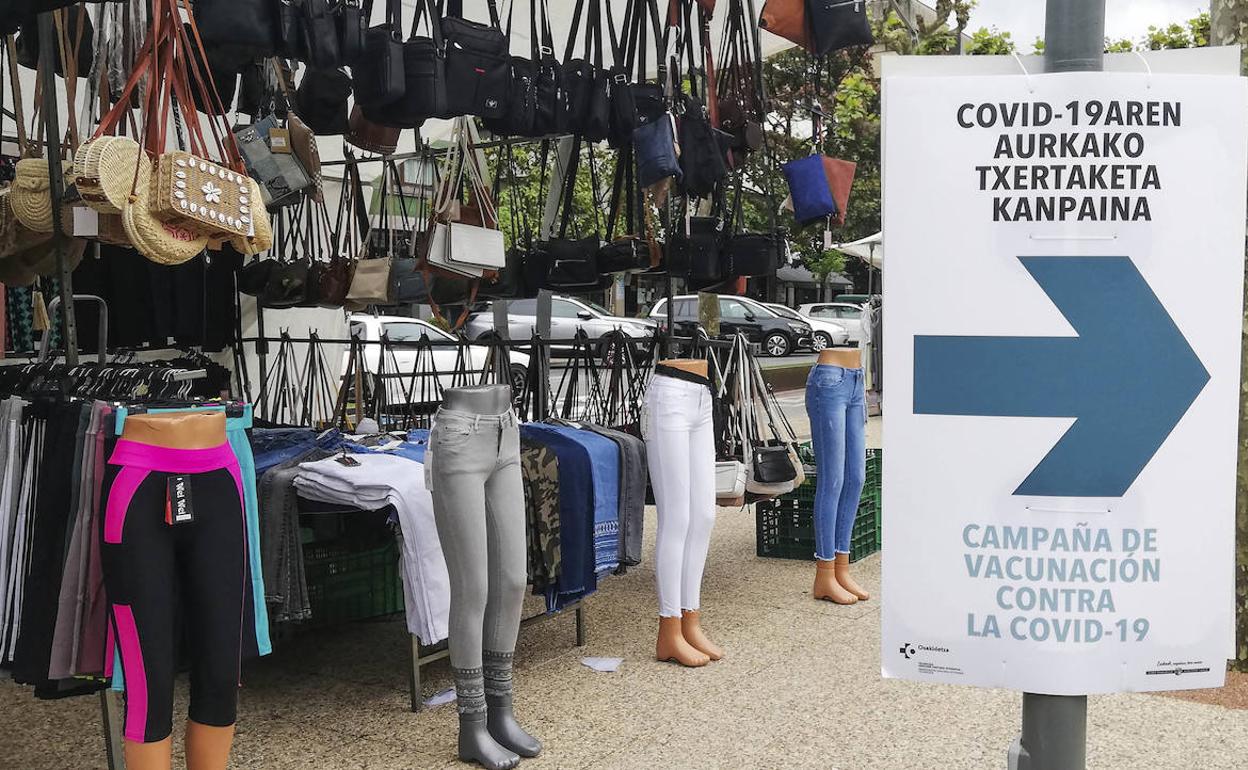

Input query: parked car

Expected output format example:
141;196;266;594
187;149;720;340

648;294;812;357
833;294;870;306
798;302;866;345
764;303;848;351
345;314;530;405
464;296;658;359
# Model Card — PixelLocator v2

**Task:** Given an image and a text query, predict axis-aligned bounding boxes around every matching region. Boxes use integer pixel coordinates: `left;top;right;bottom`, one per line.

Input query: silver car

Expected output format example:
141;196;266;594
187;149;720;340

797;302;866;345
465;296;658;358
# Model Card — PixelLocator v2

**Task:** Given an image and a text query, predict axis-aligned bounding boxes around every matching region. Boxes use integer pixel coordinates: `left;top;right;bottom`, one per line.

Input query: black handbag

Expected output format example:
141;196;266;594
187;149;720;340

439;0;510;120
625;0;666;128
194;0;277;55
379;0;447;128
353;0;406;110
805;0;874;56
668;212;725;280
16;7;92;76
337;0;367;64
560;0;607;140
295;67;352;135
752;442;799;484
276;0;306;61
537;137;607;289
603;0;637;149
237;258;277;296
677;97;729;198
598;146;655;275
724;182;782;277
483;0;541;137
300;0;343;68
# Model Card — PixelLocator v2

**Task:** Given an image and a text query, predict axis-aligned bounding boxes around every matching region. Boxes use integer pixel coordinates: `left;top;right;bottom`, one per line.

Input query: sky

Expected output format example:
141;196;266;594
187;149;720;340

967;0;1210;50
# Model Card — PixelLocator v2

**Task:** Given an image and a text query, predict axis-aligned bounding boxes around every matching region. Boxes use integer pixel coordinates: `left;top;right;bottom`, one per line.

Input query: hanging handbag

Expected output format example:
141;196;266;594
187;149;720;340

603;0;637;148
805;0;874;56
234;113;314;211
439;0;510;119
15;6;92;77
674;4;729;199
822;156;857;227
353;0;406;110
783;154;837;225
759;0;813;52
300;0;344;68
667;211;724;280
743;337;800;496
482;0;535;137
536;136;606;289
337;0;367;64
379;0;448;129
277;0;307;60
346;104;401;154
531;0;566;136
717;0;765;154
294;66;352;135
711;336;747;501
238;257;277;296
560;0;610;141
194;0;278;55
724;181;782;277
634;113;681;190
424;120;506;274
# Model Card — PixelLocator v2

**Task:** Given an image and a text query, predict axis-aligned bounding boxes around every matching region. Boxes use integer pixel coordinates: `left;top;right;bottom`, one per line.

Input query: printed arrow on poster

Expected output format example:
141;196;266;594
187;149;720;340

913;256;1209;498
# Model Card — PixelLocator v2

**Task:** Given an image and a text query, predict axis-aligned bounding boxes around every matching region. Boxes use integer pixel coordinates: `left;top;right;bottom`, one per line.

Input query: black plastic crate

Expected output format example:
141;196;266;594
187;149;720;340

756;450;882;562
303;535;404;627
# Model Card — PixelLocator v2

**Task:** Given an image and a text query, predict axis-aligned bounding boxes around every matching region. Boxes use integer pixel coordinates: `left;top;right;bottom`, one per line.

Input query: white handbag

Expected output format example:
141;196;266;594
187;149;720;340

426;221;485;277
716;460;747;499
712;335;750;503
423;118;504;275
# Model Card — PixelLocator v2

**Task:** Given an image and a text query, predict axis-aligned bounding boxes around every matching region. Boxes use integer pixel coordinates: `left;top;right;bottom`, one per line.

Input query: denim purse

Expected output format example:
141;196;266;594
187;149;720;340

782;154;838;225
634;113;682;189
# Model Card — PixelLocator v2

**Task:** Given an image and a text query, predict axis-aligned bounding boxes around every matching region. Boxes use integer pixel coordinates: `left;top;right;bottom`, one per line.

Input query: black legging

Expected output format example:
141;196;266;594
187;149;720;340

100;440;247;743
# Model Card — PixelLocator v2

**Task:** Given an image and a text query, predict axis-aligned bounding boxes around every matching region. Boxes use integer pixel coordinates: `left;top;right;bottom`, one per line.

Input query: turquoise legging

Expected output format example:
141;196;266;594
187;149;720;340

110;404;270;691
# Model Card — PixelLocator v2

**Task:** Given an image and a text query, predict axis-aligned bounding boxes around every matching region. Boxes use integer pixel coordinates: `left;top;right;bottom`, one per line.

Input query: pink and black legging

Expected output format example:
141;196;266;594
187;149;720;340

100;439;247;743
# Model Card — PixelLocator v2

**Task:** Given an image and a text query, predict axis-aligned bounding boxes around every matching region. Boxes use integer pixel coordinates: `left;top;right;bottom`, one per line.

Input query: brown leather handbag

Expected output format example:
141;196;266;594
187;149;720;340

346;105;401;155
759;0;813;52
822;156;857;227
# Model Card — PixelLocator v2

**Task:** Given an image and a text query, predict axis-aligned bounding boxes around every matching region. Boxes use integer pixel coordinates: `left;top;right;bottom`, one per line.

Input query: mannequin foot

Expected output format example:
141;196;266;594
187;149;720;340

458;712;521;770
813;559;858;605
655;616;710;667
834;553;870;600
681;610;724;661
483;650;541;758
486;699;542;758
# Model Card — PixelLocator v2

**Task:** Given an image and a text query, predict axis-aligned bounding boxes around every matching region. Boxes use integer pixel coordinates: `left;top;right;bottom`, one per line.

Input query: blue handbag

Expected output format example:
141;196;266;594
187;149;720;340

782;154;838;225
634;113;682;189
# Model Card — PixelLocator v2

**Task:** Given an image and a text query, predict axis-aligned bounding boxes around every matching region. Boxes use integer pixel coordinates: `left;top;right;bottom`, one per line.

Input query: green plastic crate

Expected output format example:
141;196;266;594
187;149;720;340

304;536;404;627
756;450;882;563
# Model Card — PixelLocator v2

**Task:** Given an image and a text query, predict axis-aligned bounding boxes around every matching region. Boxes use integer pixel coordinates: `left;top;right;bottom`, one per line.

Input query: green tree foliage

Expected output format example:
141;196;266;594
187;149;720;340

964;27;1016;55
1145;12;1210;49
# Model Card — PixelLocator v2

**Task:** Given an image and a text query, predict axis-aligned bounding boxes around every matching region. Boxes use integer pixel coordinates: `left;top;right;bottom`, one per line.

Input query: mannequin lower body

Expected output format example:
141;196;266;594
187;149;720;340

806;364;870;604
428;387;539;770
101;413;245;770
644;374;722;666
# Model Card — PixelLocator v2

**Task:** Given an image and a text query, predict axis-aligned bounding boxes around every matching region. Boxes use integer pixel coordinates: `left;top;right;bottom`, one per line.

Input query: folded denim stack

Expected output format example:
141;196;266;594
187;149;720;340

294;454;450;644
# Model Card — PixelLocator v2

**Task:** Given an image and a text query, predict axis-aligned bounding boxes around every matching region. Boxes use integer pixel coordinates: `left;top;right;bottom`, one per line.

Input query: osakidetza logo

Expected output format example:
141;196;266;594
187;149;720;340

899;642;950;659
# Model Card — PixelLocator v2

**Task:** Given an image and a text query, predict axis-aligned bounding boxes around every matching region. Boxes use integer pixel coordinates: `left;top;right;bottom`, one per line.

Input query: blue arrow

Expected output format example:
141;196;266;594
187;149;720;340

914;257;1209;497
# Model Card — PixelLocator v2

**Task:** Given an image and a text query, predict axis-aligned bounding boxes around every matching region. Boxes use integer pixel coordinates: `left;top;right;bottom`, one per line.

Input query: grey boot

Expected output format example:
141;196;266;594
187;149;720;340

484;651;542;758
453;667;520;770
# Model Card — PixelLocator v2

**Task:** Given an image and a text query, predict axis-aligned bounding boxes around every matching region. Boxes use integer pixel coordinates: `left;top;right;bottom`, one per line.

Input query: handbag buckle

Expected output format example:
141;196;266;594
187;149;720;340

613;73;628;84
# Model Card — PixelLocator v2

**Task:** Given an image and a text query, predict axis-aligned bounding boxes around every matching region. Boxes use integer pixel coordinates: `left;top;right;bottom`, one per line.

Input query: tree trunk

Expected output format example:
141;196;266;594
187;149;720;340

1211;0;1248;671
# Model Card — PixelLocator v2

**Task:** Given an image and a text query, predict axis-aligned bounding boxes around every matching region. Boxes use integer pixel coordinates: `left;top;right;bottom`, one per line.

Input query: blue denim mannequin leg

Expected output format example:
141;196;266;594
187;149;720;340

805;366;867;559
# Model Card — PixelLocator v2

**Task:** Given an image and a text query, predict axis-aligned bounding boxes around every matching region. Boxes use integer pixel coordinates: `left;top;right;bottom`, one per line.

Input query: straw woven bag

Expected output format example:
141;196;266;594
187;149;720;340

230;175;274;256
10;158;71;233
74;136;152;214
150;150;252;238
123;174;210;266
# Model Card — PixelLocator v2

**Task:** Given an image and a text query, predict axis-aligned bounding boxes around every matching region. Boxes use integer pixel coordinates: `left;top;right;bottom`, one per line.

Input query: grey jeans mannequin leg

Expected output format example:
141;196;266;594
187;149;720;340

428;407;537;767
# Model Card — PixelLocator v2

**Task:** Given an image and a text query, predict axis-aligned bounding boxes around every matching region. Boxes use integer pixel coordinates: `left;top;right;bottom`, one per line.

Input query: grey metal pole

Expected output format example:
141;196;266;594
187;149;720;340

37;11;78;366
1007;2;1105;769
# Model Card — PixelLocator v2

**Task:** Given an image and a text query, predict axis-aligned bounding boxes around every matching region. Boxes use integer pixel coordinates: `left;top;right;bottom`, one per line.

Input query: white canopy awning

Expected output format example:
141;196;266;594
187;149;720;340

833;231;882;269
